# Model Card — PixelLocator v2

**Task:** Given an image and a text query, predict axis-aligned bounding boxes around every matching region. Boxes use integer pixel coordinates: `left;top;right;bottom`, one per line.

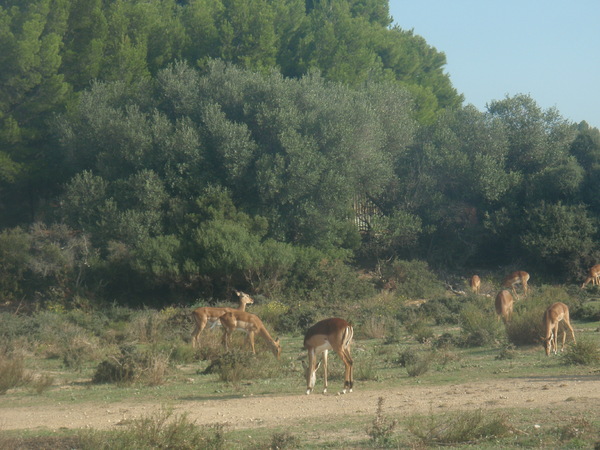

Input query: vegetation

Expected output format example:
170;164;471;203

1;1;599;447
0;0;599;311
1;281;599;448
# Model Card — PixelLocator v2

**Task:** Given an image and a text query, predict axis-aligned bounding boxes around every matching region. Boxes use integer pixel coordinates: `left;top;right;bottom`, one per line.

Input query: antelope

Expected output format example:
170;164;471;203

191;290;253;348
543;302;576;356
495;290;514;323
219;310;281;359
470;275;481;295
581;264;600;288
302;318;353;395
502;271;529;297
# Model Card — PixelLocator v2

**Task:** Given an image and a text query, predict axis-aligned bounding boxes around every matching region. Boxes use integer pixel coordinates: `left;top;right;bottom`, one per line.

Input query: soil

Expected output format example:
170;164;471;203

2;375;598;433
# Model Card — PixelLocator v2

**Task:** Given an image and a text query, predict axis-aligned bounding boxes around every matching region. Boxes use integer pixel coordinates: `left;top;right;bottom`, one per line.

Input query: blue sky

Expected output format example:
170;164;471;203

388;1;600;129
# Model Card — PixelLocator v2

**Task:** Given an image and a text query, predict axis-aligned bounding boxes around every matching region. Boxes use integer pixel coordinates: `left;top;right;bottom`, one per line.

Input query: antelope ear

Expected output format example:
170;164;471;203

275;337;280;344
315;361;322;371
234;290;241;296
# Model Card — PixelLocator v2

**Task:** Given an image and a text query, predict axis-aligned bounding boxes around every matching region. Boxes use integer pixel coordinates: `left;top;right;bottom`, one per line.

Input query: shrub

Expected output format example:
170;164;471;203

405;317;434;343
459;304;504;347
354;353;379;382
366;397;397;447
80;409;226;450
0;353;30;394
505;305;546;346
204;348;256;383
270;431;300;449
421;296;464;325
30;373;54;394
576;301;600;321
92;345;172;385
170;343;197;364
495;344;518;360
408;409;513;445
360;316;389;339
378;259;446;299
563;338;600;366
93;357;136;384
396;348;435;377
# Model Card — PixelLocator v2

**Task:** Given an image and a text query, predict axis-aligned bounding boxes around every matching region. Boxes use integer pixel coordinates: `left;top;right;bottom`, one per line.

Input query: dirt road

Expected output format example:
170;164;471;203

2;376;598;433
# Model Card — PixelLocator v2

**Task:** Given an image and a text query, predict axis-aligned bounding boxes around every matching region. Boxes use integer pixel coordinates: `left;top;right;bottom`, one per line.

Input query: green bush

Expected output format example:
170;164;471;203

575;301;600;321
459;304;505;347
420;296;464;325
505;304;546;346
204;348;255;383
378;259;446;299
396;348;435;377
405;316;434;343
563;338;600;366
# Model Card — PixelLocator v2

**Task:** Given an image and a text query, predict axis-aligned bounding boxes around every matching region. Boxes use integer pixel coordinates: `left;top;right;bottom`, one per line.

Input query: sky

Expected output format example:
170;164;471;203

388;1;600;129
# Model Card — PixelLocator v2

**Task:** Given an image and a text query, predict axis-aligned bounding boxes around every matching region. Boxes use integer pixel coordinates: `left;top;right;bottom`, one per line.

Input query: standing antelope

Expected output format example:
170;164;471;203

470;275;481;295
495;290;514;323
502;271;529;297
219;310;281;359
302;318;353;395
581;264;600;288
191;290;254;348
543;302;576;356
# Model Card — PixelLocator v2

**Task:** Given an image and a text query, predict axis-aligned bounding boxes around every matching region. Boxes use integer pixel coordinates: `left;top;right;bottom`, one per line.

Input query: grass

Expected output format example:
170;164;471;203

1;294;599;448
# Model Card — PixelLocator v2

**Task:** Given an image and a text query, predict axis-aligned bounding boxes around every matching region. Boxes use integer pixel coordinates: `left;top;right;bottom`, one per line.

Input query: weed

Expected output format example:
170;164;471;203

270;431;300;449
366;397;397;447
80;409;226;449
495;343;518;360
554;416;592;443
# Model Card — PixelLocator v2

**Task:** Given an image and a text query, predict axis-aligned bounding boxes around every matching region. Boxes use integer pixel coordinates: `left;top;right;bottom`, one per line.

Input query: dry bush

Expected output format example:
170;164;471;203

366;397;397;446
80;409;226;449
0;352;31;394
361;316;389;339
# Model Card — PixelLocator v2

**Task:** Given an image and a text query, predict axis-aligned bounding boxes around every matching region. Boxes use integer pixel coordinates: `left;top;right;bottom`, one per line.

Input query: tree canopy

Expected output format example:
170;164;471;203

0;0;598;307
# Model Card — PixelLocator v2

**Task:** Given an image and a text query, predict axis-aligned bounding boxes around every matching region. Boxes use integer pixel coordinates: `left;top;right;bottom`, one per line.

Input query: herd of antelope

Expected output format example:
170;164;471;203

191;290;352;394
190;265;598;395
471;265;599;356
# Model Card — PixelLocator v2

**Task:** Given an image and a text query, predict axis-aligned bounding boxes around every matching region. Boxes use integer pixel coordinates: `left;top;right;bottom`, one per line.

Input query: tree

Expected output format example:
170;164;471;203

519;201;597;278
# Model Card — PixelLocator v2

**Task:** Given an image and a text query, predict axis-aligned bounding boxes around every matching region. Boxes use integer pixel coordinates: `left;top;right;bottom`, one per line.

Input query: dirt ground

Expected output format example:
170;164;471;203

1;375;598;433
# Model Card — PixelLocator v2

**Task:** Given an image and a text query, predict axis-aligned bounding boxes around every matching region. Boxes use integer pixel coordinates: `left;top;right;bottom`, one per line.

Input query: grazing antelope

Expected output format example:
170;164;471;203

219;310;281;359
302;318;353;395
502;271;529;297
495;290;514;323
191;290;253;348
470;275;481;295
543;302;576;356
581;264;600;288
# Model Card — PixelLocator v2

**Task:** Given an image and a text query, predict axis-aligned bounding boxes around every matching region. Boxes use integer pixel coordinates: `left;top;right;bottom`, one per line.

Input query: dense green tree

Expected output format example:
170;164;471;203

519;201;597;278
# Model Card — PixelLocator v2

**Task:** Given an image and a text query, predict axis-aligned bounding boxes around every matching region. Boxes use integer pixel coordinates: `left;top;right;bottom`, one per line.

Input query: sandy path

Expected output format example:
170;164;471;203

1;376;598;432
